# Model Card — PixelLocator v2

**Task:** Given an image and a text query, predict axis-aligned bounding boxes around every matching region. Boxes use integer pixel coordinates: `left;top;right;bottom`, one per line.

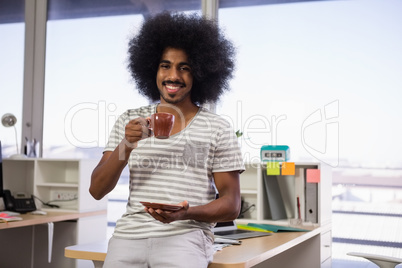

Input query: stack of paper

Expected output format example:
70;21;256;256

0;212;22;222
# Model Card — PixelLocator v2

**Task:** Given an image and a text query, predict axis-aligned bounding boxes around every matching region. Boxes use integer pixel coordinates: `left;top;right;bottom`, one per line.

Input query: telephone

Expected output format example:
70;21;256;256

3;190;36;213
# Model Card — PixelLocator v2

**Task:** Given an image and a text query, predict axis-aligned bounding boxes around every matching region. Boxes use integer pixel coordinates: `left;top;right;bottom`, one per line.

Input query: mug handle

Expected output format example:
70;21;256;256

146;117;151;127
145;117;153;137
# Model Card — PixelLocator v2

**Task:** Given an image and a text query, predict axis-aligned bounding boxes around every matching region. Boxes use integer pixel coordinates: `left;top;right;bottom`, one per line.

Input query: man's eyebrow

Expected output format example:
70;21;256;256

159;59;171;64
159;59;190;66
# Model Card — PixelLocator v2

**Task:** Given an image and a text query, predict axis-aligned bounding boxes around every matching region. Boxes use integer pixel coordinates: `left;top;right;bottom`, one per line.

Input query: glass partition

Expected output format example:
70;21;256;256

218;0;402;168
218;1;402;266
0;1;25;157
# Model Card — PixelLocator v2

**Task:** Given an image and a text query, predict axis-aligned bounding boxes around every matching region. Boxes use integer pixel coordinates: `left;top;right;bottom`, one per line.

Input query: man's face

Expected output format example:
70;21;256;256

156;47;193;105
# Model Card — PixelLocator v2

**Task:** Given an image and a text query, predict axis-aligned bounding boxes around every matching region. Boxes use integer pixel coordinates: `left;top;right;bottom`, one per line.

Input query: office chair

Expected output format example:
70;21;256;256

347;252;402;268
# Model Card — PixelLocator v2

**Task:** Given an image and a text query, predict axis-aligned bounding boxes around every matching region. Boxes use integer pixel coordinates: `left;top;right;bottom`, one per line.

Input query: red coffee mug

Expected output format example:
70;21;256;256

149;113;175;139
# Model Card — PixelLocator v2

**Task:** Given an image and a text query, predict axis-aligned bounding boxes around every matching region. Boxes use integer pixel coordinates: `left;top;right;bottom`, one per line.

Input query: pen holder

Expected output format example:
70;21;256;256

26;140;40;158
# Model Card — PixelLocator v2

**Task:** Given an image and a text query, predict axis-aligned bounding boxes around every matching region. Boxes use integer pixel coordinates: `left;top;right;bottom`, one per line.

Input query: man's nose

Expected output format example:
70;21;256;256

167;68;180;80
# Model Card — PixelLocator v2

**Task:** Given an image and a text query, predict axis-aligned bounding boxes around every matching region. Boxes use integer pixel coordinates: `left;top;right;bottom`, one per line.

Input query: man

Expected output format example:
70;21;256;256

89;11;244;268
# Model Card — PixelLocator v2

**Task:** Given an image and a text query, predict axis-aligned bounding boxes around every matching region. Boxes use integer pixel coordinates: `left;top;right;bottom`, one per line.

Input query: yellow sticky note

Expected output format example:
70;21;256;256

306;169;320;183
281;162;295;175
266;162;280;175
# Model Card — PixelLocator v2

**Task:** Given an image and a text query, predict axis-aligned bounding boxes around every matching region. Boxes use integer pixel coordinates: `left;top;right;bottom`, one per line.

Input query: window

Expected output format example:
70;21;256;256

218;1;402;265
43;13;148;158
0;1;25;157
218;0;402;167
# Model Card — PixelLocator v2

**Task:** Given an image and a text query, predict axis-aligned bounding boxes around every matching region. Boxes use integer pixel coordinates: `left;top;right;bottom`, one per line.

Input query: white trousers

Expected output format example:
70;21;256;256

103;230;214;268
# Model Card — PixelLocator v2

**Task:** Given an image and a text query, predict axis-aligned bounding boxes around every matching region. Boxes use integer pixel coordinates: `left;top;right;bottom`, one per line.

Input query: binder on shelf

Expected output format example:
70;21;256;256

305;175;318;223
262;171;287;220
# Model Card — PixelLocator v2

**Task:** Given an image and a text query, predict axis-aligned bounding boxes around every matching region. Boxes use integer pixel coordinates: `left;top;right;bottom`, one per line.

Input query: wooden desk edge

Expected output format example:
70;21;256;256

247;228;322;267
65;248;106;262
0;209;107;229
64;226;325;268
209;227;325;268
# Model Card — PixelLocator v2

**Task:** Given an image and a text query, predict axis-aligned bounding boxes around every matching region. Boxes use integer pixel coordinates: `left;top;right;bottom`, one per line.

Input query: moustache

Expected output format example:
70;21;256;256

162;80;185;87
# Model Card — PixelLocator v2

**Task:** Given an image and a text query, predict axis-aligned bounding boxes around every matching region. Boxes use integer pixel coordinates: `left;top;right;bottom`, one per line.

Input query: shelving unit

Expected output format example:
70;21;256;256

3;158;107;212
238;161;332;267
2;158;107;268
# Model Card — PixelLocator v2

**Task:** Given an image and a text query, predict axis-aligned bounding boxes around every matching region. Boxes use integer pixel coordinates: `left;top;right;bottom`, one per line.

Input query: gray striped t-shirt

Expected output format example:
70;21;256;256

105;104;245;240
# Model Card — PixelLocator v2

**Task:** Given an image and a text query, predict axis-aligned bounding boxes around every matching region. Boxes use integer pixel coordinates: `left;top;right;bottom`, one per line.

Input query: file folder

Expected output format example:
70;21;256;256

247;223;309;232
263;171;287;220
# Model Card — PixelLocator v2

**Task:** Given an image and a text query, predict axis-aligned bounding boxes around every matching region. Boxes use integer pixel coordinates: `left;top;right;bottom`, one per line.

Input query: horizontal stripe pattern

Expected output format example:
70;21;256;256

105;104;245;239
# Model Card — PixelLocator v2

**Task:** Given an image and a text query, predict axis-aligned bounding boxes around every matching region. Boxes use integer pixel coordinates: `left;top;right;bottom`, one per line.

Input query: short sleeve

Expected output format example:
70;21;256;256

104;113;126;152
212;120;245;174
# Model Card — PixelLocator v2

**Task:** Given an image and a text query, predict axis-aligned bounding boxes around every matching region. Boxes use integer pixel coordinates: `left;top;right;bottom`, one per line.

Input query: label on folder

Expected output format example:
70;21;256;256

266;162;280;175
281;162;295;175
306;169;320;183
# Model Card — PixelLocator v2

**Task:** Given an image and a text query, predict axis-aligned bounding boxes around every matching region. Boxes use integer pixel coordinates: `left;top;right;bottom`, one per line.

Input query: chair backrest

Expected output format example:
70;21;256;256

347;252;402;268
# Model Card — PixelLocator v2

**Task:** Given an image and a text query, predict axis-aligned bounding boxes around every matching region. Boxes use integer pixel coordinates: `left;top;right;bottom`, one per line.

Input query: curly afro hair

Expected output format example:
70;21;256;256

127;11;236;105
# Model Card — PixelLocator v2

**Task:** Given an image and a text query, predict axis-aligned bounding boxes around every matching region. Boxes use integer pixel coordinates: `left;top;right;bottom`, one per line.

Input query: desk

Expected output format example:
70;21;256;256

65;225;328;268
0;210;107;268
0;210;106;229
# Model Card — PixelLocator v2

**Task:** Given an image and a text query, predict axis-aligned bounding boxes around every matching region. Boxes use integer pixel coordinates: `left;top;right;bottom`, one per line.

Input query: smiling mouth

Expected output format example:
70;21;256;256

163;81;184;93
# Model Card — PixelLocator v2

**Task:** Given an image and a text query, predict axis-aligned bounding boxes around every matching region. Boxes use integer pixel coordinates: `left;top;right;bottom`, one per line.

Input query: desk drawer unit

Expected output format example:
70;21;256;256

321;230;332;265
